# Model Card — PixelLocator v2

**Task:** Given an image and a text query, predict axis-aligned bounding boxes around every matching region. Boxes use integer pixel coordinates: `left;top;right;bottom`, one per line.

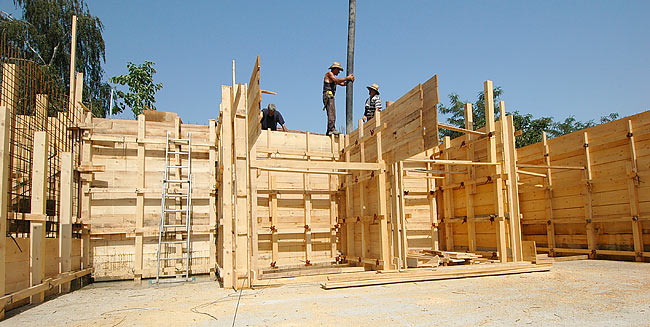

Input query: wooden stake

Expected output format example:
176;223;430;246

500;101;520;261
0;105;11;318
304;132;312;265
583;132;597;259
442;136;454;251
68;15;77;119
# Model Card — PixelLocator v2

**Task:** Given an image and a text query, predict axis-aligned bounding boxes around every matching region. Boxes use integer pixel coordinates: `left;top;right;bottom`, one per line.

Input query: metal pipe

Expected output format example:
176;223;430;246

345;0;356;134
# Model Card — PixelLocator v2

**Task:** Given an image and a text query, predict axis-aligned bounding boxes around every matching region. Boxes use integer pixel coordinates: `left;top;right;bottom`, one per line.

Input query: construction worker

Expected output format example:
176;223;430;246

323;62;354;135
260;104;287;132
363;83;382;122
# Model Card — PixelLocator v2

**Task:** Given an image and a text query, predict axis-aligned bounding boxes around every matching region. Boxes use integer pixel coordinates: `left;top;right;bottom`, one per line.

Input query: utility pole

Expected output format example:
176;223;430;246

345;0;356;134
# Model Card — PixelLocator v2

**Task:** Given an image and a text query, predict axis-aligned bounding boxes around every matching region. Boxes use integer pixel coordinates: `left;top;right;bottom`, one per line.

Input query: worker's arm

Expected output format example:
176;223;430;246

326;72;355;86
281;124;287;132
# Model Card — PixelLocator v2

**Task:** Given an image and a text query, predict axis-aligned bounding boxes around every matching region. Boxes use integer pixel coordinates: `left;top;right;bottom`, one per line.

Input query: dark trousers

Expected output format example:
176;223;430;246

323;93;336;134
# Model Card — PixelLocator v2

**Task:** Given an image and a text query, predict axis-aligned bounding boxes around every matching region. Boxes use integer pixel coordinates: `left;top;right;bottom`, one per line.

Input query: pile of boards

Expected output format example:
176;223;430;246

407;250;490;268
321;262;552;289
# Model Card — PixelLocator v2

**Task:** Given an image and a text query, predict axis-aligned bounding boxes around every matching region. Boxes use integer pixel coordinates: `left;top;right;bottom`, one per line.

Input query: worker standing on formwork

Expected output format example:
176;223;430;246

363;83;382;122
323;62;354;135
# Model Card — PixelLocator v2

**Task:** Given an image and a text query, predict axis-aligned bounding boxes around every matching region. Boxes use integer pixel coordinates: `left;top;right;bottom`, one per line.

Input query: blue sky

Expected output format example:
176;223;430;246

4;1;650;133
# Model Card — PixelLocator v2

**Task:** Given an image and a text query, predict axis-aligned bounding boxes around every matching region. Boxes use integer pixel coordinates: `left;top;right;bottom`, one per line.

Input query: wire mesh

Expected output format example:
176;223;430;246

0;33;84;238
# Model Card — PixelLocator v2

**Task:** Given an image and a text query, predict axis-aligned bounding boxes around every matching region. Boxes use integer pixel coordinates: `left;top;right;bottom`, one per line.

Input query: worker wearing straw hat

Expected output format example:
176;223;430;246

323;61;354;136
363;83;382;122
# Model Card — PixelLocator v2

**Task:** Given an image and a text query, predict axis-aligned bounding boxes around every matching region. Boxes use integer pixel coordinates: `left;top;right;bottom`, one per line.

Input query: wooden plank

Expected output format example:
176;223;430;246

0;268;91;309
344;135;355;260
507;116;524;261
59;152;74;293
464;103;477;252
485;81;507;263
304;132;313;265
627;120;644;261
438;122;486;136
220;86;234;288
0;105;11;315
500;102;521;261
209;119;217;278
134;114;145;282
329;135;338;260
30;131;48;304
542;132;556;256
583;132;597;259
442;136;454;251
68;15;77;118
375;112;391;270
425;149;440;251
358;119;368;265
252;159;382;171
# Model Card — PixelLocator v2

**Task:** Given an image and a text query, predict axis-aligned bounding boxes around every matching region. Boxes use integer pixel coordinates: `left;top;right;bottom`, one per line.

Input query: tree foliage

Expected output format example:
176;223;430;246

109;61;163;117
439;87;619;147
0;0;110;117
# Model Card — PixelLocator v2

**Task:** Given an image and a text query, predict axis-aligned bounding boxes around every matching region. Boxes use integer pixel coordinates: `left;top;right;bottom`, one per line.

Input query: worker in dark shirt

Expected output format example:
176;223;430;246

260;104;287;132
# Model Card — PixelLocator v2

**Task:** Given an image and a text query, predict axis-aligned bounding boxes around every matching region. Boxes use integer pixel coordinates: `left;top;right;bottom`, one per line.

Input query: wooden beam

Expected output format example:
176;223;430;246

583;132;597;259
626;120;644;261
0;105;11;318
404;159;499;166
329;135;338;261
219;86;234;288
484;80;507;263
507;116;523;261
442;136;454;251
464;103;477;253
134;114;145;282
59;152;74;293
30;131;48;304
438;122;487;136
209;119;218;278
542;132;556;257
516;164;584;170
500;101;521;261
68;15;77;119
425;150;439;251
375;112;391;270
304;132;313;265
252;159;382;171
344;135;355;261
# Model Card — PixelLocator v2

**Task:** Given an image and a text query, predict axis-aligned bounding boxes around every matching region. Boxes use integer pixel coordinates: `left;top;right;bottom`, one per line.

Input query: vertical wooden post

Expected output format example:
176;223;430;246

542;131;556;256
396;161;408;269
220;86;234;288
304;132;312;265
68;15;77;118
329;135;338;260
59;152;74;292
583;132;597;259
484;81;507;262
357;119;369;263
375;111;391;270
75;72;84;121
30;132;48;303
390;162;402;268
442;136;454;251
134;114;145;282
425;149;439;251
499;101;521;261
344;135;355;260
248;129;259;281
626;120;644;261
464;103;477;252
209;119;218;278
0;105;11;318
507;115;523;260
269;174;278;267
233;84;250;288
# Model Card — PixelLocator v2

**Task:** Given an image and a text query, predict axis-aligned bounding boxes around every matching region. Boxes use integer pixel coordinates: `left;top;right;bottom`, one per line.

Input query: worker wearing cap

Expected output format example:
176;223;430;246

363;83;382;122
323;62;354;136
260;104;287;132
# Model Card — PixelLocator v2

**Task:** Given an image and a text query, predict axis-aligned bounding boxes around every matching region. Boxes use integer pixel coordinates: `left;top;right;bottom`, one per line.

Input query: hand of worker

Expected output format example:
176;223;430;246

347;74;355;82
363;116;367;122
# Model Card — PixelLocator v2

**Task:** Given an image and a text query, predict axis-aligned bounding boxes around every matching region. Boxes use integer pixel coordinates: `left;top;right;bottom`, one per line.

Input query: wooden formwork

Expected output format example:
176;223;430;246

518;110;650;261
216;57;527;289
83;113;218;280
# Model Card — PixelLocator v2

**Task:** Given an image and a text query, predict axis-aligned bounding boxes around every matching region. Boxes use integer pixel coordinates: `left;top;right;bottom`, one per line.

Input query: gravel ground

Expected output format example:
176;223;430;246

2;260;649;327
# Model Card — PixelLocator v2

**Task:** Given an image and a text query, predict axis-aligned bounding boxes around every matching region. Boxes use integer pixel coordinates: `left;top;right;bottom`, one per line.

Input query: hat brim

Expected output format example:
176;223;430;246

367;86;379;94
329;66;343;70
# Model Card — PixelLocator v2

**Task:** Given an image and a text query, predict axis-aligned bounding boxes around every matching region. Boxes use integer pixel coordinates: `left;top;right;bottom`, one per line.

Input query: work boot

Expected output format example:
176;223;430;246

327;130;341;136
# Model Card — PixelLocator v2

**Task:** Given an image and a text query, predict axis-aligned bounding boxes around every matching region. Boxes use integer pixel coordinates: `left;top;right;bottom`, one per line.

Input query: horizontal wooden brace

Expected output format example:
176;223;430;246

256;147;338;159
252;159;383;171
516;164;585;170
405;159;500;167
517;169;547;178
0;268;92;308
256;167;350;175
258;227;333;235
438;122;487;136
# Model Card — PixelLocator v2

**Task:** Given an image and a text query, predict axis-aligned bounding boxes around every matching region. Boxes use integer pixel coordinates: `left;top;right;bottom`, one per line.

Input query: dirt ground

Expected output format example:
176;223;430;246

2;260;649;327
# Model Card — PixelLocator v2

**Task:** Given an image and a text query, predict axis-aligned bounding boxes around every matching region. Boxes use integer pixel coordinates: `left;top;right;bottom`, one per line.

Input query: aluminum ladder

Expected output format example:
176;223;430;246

155;131;193;283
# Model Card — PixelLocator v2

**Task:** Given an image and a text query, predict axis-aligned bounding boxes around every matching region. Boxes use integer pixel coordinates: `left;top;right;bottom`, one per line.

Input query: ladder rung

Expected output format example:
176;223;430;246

168;151;189;155
165;194;188;198
169;138;190;144
161;240;187;244
165;179;190;183
159;257;187;261
164;209;187;213
163;224;187;228
168;165;189;169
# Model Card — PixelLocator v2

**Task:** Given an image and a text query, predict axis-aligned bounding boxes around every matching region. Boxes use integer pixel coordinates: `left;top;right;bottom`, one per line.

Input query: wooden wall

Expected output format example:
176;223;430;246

518;110;650;261
86;116;216;280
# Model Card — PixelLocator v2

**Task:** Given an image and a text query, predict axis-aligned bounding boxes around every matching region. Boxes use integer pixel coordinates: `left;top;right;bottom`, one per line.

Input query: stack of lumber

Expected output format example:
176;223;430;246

409;250;486;267
321;262;551;289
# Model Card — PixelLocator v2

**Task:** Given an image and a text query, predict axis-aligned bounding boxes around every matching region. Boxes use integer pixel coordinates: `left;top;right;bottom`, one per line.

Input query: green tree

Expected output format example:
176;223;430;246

0;0;110;117
110;61;163;117
438;87;618;147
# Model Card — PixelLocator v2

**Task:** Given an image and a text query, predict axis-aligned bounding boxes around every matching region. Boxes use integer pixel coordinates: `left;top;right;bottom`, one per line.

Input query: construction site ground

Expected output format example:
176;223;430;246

3;259;649;327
